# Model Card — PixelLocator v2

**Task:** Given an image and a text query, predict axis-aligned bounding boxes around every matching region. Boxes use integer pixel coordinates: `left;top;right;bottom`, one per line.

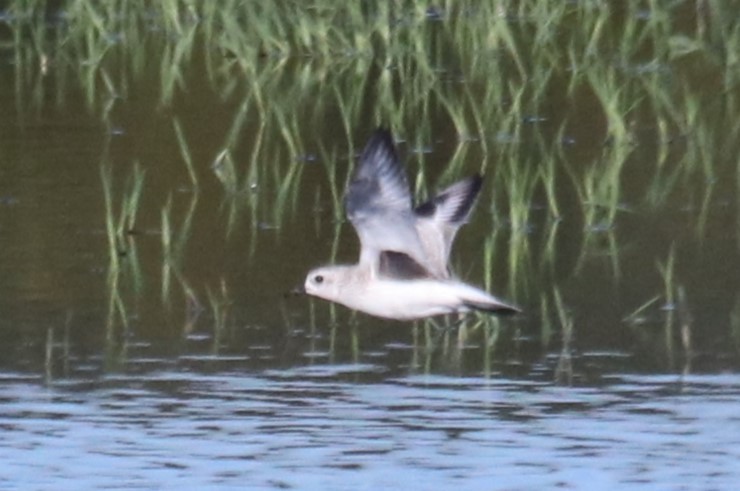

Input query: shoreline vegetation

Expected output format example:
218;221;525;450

1;1;739;373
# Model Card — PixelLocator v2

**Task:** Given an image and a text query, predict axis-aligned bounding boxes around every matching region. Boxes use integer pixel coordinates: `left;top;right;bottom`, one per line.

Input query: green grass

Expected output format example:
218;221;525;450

4;0;740;362
100;160;145;272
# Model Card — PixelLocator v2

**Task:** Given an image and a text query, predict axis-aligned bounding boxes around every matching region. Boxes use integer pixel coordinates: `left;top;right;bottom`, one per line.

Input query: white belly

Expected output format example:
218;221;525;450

342;279;466;320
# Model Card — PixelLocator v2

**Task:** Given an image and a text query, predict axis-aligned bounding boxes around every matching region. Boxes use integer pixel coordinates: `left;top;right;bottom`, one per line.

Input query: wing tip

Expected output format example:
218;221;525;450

346;126;412;218
356;127;403;179
464;300;521;316
362;127;395;156
372;126;393;139
415;174;485;224
451;174;483;223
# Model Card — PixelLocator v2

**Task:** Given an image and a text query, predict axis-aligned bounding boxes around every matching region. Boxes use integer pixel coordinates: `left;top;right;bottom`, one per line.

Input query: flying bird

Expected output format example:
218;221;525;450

302;128;519;320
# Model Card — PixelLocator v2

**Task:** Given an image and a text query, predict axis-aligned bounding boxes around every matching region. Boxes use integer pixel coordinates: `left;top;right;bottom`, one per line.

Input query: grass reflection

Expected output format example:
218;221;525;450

3;1;740;372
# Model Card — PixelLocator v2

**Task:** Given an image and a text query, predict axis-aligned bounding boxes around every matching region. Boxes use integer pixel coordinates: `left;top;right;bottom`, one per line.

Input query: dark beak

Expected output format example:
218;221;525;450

284;285;306;298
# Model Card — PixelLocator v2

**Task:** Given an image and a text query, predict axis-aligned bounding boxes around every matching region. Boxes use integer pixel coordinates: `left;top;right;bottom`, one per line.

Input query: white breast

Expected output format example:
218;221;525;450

342;278;464;320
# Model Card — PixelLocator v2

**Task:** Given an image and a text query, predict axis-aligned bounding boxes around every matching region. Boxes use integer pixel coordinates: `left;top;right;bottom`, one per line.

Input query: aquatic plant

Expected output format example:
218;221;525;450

2;0;739;370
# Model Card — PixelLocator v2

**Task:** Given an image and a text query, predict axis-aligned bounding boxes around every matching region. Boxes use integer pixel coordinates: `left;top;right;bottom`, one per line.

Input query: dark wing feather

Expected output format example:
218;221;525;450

414;174;483;225
345;128;412;220
344;128;429;273
378;251;432;280
463;300;521;316
412;174;484;274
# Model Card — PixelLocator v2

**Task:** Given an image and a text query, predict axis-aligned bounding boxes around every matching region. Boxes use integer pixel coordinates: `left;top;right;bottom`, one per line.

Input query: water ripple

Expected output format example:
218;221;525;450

1;371;740;490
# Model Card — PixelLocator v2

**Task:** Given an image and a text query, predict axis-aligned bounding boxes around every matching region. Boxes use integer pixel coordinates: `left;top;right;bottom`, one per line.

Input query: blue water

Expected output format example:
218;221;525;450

2;365;739;490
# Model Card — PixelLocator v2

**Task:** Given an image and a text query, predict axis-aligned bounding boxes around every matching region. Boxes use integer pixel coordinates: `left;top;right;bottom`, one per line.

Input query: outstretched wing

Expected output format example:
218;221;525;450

414;174;483;278
345;129;428;274
346;129;411;217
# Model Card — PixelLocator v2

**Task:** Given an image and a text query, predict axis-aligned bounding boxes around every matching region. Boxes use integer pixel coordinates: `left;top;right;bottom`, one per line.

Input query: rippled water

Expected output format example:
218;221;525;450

2;365;739;490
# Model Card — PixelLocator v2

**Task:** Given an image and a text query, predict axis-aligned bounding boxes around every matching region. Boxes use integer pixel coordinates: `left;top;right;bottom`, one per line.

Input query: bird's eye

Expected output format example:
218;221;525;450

314;275;324;284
